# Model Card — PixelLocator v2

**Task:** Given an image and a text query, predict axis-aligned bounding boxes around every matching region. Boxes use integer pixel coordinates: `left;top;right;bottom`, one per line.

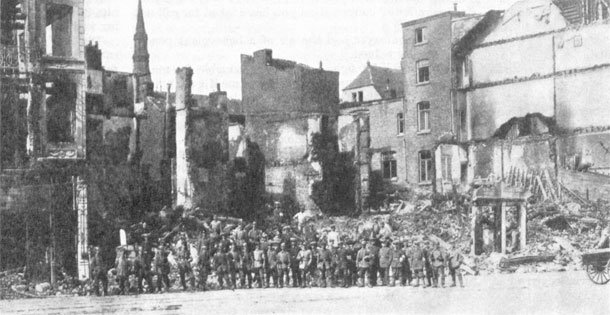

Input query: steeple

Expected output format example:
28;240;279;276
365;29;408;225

133;0;152;94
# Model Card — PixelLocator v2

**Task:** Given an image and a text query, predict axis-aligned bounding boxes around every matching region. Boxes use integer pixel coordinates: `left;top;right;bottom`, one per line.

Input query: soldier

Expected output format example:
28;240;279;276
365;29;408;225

290;239;302;287
367;238;380;287
239;246;254;289
356;239;370;287
266;243;279;288
228;243;241;289
346;241;358;287
422;240;434;287
316;242;333;288
402;240;412;286
197;243;211;291
248;221;262;242
90;246;108;296
134;245;154;293
333;241;349;288
154;245;171;292
378;240;393;286
277;242;291;288
297;242;313;288
260;234;271;287
447;243;465;287
176;237;195;291
409;241;426;288
389;241;405;287
115;248;129;295
252;242;265;288
213;247;230;289
430;242;446;288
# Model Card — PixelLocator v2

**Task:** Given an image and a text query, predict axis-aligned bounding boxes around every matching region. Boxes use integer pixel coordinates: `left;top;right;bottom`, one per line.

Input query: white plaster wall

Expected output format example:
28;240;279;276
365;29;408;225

342;86;381;102
175;109;191;208
468;78;555;139
483;0;566;43
556;69;610;129
471;35;553;84
276;124;308;162
556;25;610;72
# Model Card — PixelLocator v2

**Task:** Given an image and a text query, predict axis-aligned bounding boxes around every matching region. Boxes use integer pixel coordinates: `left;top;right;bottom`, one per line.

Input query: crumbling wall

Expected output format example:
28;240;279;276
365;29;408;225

556;131;610;174
266;164;319;212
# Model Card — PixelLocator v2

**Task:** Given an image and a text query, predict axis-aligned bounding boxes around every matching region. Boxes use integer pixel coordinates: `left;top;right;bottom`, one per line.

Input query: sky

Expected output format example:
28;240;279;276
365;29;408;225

85;0;511;99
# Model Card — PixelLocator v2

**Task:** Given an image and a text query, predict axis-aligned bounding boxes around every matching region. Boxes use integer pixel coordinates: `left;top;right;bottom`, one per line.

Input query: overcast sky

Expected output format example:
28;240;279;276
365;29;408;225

85;0;510;99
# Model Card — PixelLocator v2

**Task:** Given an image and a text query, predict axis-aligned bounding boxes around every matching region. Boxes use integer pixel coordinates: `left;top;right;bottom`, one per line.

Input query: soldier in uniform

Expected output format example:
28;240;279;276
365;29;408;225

154;245;171;292
367;238;380;287
447;243;465;287
277;242;291;288
176;237;195;291
402;240;412;286
356;239;370;287
422;240;434;287
290;239;302;287
134;246;154;293
228;243;241;290
390;241;406;287
90;246;108;296
213;247;230;289
115;247;130;295
346;240;358;287
266;242;279;288
297;242;313;288
430;241;447;288
252;242;266;288
378;240;393;286
409;241;426;287
197;243;211;291
316;242;333;288
240;244;254;289
333;241;349;288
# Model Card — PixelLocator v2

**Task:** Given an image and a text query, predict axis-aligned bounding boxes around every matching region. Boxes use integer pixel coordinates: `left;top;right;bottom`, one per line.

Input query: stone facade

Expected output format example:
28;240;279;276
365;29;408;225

241;49;339;211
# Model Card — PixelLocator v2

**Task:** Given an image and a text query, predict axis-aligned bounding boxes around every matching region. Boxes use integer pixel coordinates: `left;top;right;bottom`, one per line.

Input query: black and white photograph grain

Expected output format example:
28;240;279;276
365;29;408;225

0;0;609;314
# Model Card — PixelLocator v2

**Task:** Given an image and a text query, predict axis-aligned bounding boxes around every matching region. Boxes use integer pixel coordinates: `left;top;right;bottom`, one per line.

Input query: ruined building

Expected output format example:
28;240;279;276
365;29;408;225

241;49;340;213
0;0;88;279
455;0;610;200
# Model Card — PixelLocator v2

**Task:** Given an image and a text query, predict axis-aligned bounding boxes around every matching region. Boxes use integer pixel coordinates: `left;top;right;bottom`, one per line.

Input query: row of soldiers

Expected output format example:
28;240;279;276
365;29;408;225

88;228;466;296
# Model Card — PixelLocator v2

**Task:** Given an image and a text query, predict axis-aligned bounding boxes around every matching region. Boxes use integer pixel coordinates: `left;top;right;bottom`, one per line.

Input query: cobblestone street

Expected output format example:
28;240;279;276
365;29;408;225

1;271;608;315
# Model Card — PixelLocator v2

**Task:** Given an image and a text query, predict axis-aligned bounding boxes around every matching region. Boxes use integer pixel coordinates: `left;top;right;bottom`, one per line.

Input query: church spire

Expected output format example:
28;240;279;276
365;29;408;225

133;0;152;94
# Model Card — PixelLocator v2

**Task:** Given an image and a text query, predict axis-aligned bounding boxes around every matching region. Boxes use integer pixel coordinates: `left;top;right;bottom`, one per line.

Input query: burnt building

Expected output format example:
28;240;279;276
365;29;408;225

0;0;88;280
241;49;339;212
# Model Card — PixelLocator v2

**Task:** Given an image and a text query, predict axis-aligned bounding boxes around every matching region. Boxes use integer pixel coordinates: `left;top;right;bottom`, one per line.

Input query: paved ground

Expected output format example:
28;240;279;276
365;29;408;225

1;271;608;315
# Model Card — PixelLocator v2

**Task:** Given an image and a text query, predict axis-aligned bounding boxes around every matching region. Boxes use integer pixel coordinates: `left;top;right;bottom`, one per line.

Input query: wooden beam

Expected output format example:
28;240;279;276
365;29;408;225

520;203;527;250
536;176;548;200
501;202;507;254
471;206;479;255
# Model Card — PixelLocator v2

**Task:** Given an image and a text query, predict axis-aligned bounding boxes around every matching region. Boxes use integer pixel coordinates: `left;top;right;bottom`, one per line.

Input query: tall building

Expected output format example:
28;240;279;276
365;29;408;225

400;9;482;190
132;0;152;97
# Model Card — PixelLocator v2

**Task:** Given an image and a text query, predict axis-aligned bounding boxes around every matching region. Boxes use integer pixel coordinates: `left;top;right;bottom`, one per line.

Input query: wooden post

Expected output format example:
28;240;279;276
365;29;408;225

501;202;506;254
520;203;527;251
471;205;479;255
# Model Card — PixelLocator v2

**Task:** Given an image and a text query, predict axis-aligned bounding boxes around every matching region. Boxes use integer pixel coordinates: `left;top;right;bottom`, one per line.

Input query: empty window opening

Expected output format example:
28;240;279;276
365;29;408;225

415;27;427;44
46;78;76;143
397;112;405;134
45;3;73;57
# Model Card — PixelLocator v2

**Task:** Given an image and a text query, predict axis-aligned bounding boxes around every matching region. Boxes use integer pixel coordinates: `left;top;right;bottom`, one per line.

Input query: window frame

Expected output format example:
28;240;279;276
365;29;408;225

417;101;430;133
382;152;398;180
441;155;452;181
416;60;430;85
396;112;405;135
415;27;427;45
418;150;433;183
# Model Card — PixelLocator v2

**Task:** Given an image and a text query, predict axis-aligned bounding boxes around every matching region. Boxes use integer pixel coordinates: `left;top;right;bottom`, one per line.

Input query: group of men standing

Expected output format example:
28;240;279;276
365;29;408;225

89;221;466;296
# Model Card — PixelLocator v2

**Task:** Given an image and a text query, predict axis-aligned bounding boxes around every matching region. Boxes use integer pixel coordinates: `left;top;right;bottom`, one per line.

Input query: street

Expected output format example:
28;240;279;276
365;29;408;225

1;271;608;315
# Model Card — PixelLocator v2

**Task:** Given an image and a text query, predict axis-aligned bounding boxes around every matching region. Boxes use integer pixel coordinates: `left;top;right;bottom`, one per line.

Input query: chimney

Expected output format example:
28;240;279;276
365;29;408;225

166;83;172;110
367;61;371;67
319;61;323;70
454;3;458;12
217;83;221;92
